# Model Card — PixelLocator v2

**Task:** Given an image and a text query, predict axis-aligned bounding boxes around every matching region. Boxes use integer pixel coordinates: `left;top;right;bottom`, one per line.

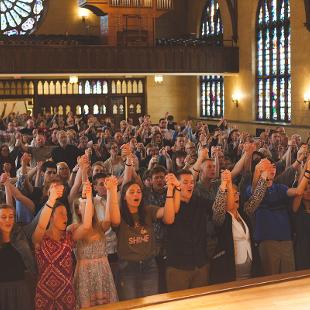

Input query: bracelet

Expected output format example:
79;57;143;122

296;159;302;164
304;174;310;180
45;203;54;209
166;195;174;199
193;167;199;173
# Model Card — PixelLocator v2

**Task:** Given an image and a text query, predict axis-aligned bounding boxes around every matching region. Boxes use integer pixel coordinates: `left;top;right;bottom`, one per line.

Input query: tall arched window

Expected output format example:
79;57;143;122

0;0;47;36
256;0;291;122
200;0;224;118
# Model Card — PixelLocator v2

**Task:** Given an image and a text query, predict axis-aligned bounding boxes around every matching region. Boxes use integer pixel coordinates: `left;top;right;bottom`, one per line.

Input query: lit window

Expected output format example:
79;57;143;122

0;0;47;36
256;0;291;122
200;0;224;118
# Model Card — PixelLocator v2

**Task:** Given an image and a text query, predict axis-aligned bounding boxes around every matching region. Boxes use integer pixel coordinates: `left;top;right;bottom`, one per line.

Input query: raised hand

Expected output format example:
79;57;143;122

104;176;118;190
297;144;308;162
48;183;64;201
220;169;232;191
259;161;274;180
121;143;131;158
165;173;180;189
198;148;209;161
306;156;310;171
78;154;90;170
255;158;271;175
244;142;256;154
82;181;92;199
0;172;10;184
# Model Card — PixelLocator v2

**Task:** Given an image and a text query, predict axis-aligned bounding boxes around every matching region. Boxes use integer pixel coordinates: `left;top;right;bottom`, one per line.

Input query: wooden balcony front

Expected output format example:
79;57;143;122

0;44;239;75
79;0;174;16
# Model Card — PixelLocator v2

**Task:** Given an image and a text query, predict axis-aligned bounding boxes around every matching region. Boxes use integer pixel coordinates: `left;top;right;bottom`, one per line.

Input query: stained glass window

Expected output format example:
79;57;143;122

256;0;291;122
200;0;224;118
0;0;47;36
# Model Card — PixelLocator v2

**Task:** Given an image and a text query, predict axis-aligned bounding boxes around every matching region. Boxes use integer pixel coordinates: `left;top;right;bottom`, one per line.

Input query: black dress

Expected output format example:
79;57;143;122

293;204;310;270
0;242;33;310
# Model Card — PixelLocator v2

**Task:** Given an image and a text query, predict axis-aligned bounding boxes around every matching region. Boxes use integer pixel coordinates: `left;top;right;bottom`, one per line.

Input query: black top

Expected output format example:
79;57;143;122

209;211;261;284
166;194;212;270
51;144;80;170
0;243;25;282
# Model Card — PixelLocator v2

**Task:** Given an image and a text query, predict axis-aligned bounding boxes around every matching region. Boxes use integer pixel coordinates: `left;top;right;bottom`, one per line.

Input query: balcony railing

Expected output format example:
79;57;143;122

109;0;152;8
156;0;173;10
108;0;173;9
0;45;239;74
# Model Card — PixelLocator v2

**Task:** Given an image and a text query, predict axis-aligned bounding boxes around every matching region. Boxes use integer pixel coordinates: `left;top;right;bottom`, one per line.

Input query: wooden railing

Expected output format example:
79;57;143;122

0;45;239;75
156;0;173;10
107;0;173;9
109;0;152;8
83;271;310;310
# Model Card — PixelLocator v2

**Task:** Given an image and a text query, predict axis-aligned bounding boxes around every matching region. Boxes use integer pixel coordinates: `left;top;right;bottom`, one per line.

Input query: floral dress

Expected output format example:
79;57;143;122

74;238;118;308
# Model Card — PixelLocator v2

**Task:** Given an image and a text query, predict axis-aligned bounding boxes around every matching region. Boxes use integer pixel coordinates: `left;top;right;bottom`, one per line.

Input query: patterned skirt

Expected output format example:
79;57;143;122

74;257;118;309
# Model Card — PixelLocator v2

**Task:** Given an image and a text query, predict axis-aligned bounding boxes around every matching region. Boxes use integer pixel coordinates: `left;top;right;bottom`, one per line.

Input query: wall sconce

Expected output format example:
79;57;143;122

69;76;79;84
78;8;90;23
232;92;241;108
154;75;164;84
304;92;310;110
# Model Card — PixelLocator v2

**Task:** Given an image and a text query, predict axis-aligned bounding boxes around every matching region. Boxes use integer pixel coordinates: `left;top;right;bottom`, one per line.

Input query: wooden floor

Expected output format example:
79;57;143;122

87;271;310;310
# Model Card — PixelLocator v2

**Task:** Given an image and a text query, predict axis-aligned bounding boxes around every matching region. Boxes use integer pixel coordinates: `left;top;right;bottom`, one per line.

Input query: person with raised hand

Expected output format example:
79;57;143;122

292;157;310;270
32;183;77;310
210;170;260;284
115;171;178;300
244;158;308;276
102;143;125;177
0;203;36;310
72;178;119;308
165;169;212;292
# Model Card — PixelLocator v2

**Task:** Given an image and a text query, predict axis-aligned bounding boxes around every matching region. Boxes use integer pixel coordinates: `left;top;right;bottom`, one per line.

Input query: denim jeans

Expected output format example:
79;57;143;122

118;257;158;300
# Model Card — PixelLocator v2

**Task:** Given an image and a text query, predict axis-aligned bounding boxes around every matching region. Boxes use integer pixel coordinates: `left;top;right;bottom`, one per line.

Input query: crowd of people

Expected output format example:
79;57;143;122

0;110;310;310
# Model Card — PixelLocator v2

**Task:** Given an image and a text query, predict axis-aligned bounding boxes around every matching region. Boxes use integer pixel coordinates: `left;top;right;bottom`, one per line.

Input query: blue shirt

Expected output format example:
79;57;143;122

246;183;291;241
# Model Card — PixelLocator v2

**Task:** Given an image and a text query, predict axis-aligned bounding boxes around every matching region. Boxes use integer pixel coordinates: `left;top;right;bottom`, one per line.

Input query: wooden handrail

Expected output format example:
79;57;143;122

85;271;310;309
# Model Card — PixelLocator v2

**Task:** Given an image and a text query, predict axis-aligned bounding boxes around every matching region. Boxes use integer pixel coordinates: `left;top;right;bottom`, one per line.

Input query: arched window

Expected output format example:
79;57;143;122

200;0;224;118
0;0;47;36
256;0;291;122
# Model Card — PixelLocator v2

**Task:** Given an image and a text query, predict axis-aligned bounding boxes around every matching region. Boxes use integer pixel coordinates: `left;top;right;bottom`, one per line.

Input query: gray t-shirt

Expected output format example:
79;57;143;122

117;205;159;261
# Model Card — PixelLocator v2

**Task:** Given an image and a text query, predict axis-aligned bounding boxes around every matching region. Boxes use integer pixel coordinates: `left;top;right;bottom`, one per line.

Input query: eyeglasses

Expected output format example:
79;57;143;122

46;171;57;175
